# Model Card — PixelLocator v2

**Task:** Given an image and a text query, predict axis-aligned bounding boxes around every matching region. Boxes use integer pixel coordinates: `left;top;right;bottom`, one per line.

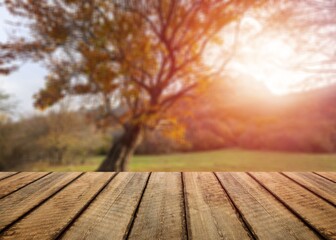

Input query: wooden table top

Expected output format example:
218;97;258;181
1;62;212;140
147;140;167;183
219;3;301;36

0;172;335;240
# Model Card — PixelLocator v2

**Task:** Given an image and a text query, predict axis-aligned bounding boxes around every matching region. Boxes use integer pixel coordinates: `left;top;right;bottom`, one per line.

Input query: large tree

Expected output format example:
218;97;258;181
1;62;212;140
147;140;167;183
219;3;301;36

0;0;262;171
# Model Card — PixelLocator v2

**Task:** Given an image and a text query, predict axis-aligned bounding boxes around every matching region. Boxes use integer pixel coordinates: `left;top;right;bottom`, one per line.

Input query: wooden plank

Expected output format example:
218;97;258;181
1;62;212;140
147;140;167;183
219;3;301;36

61;172;149;240
183;172;250;240
0;172;50;199
128;172;187;240
0;172;17;181
283;172;336;205
216;172;319;240
1;172;113;240
314;172;336;183
0;172;81;231
250;172;336;239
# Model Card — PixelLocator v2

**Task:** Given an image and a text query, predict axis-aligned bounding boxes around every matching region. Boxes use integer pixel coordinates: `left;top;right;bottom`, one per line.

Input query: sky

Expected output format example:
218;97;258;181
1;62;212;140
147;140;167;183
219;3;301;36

0;6;46;114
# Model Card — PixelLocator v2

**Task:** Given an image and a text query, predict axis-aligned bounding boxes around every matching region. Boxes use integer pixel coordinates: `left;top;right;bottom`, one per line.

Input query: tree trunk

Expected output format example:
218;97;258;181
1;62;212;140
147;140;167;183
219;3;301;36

97;124;143;172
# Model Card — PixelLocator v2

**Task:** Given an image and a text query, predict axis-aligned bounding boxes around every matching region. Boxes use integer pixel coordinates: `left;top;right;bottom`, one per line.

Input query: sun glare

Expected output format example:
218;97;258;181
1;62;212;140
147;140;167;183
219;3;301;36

231;39;307;95
204;16;308;96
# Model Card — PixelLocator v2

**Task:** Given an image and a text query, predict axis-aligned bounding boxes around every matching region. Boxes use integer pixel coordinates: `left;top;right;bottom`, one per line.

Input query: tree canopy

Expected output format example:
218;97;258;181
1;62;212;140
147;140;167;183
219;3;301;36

0;0;263;126
0;0;264;170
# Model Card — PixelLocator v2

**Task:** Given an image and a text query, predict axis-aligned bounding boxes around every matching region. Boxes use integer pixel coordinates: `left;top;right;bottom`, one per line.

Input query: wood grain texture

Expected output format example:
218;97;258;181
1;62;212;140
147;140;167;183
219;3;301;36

128;172;187;240
0;172;81;232
0;172;49;199
283;172;336;205
250;172;336;239
1;172;113;240
183;172;251;240
315;172;336;183
0;172;334;239
0;172;17;181
61;172;149;240
216;172;319;240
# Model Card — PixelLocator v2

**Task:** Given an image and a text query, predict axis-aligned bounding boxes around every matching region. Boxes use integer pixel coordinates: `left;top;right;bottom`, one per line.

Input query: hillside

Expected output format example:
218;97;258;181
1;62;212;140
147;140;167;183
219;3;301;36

139;78;336;153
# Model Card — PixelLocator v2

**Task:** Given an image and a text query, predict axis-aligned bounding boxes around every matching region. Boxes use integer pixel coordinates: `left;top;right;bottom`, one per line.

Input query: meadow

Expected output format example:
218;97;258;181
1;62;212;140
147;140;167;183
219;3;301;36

32;149;336;172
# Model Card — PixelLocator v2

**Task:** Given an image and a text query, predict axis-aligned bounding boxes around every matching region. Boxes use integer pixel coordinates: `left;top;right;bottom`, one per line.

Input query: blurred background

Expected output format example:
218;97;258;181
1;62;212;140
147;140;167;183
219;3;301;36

0;0;336;171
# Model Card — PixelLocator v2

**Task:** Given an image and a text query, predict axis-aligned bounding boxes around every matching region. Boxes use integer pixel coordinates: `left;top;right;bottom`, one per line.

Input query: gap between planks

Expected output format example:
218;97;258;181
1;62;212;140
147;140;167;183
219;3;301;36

281;172;336;207
0;172;19;181
314;172;336;183
248;172;335;239
0;172;51;200
0;172;84;235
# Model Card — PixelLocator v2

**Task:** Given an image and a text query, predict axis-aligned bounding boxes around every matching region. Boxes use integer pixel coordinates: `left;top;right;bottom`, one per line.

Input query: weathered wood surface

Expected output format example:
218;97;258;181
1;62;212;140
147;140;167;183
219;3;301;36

315;172;336;183
183;172;251;240
283;172;336;205
0;172;334;240
1;173;113;240
0;172;81;232
62;172;148;240
250;172;336;239
0;172;17;181
216;172;320;239
128;172;186;240
0;172;49;199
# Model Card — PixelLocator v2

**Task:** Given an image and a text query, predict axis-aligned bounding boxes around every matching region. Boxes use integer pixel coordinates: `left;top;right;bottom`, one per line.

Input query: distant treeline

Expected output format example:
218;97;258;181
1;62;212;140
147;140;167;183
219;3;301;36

1;79;336;170
0;110;110;170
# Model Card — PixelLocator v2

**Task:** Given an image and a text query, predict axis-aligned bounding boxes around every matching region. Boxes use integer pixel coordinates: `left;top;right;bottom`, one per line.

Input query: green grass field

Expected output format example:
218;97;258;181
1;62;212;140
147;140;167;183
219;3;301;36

32;149;336;172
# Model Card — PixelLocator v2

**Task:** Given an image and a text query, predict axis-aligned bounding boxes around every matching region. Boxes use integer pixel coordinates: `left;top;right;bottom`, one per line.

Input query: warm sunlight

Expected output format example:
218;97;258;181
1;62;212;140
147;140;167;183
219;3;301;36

204;16;310;95
231;38;307;95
